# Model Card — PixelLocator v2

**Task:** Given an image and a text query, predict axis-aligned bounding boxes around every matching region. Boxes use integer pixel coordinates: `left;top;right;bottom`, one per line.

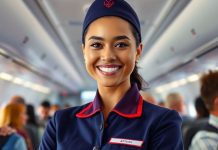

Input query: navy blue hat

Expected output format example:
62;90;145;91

82;0;141;44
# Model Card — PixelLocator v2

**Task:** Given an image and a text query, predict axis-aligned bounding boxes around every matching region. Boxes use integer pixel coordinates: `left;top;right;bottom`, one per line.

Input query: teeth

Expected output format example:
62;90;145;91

98;67;119;73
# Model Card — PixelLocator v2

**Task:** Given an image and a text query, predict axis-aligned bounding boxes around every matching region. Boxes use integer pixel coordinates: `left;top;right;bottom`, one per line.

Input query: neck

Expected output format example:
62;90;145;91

98;81;131;119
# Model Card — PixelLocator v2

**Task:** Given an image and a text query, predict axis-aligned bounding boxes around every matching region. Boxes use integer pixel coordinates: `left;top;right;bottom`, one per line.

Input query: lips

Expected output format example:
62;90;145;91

97;65;121;75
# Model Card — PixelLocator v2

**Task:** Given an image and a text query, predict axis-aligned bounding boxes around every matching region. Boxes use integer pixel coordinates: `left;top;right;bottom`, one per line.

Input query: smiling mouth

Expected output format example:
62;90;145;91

97;65;121;75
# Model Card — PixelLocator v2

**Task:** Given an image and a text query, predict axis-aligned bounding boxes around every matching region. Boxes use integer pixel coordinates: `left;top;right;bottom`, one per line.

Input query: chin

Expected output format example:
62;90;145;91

98;81;119;88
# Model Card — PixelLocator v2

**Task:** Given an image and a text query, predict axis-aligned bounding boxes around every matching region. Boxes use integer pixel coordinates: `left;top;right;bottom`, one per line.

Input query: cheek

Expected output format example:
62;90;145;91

123;51;137;76
123;51;136;66
20;113;27;122
84;53;98;69
127;59;136;74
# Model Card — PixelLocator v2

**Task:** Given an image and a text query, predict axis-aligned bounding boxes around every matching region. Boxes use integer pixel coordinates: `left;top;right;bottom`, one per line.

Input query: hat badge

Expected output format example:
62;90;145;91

104;0;114;8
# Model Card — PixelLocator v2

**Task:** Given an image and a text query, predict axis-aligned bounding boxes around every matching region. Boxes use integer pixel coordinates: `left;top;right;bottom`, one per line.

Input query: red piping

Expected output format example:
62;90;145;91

76;95;143;118
112;96;143;118
76;102;100;118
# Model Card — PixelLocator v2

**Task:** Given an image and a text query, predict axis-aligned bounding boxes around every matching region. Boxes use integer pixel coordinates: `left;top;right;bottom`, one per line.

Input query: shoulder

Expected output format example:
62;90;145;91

51;103;90;123
142;100;170;113
4;133;27;150
142;101;182;135
142;101;182;123
39;103;91;149
142;102;184;149
8;133;22;141
190;131;218;150
193;130;218;141
56;103;90;115
13;134;27;149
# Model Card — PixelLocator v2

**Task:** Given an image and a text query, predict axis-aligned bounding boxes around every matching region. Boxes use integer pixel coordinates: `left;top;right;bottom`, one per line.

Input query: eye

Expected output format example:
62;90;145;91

90;42;103;49
115;42;129;48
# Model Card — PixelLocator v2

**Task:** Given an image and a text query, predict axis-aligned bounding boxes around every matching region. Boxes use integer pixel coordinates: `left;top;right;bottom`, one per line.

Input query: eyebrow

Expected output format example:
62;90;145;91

88;35;130;41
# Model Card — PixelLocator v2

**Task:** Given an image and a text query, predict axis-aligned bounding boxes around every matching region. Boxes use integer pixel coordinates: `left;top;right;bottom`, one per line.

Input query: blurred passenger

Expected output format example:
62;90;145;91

64;103;71;109
184;97;209;150
158;101;165;107
0;103;32;150
25;104;40;149
50;104;61;116
166;92;190;119
140;91;157;105
195;97;209;119
0;112;19;149
38;100;51;128
190;71;218;150
9;95;26;104
0;95;25;137
166;92;193;137
6;96;39;147
0;96;38;149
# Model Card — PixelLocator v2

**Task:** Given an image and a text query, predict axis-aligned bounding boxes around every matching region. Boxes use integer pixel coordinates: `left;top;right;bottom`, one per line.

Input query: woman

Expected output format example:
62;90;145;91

39;0;183;149
25;104;40;149
0;103;33;150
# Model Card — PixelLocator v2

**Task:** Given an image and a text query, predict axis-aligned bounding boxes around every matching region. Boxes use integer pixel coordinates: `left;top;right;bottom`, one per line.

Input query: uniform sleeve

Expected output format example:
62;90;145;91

149;110;183;150
39;112;57;150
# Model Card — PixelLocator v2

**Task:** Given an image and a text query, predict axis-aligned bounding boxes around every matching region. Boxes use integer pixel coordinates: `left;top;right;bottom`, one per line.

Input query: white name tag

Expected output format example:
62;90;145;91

109;138;143;147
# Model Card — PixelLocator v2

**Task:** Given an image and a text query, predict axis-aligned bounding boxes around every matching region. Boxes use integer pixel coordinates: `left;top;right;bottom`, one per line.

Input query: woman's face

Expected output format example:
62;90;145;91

20;108;27;126
83;16;142;88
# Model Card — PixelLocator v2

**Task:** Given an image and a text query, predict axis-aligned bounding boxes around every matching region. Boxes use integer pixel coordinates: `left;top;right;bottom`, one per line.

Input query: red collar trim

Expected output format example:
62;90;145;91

76;96;143;119
76;103;101;118
112;95;143;118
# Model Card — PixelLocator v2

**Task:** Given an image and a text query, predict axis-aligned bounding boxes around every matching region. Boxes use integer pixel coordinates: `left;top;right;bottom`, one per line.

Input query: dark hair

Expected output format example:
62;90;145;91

40;100;51;108
194;97;209;119
129;26;146;90
27;104;38;126
82;21;146;90
200;70;218;110
130;63;145;90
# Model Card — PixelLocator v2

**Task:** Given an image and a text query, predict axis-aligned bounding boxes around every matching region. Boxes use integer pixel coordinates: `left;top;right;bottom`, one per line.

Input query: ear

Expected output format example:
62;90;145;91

136;43;143;61
82;44;85;55
82;44;87;64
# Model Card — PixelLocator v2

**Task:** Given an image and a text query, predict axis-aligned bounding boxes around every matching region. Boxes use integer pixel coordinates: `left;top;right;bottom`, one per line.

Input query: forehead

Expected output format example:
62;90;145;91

86;16;133;38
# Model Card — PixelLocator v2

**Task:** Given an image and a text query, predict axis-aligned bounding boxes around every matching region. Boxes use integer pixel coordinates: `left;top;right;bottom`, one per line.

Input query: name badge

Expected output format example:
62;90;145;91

109;138;143;147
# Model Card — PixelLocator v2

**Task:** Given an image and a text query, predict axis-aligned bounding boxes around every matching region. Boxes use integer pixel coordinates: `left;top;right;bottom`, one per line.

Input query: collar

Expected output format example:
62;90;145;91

209;114;218;129
76;83;143;118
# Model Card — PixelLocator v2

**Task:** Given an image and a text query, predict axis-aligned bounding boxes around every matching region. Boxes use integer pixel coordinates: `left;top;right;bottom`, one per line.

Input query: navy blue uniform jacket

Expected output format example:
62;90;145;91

39;84;183;150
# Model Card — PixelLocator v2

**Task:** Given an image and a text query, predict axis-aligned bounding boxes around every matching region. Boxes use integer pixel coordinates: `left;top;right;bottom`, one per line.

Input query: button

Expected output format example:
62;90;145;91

93;146;99;150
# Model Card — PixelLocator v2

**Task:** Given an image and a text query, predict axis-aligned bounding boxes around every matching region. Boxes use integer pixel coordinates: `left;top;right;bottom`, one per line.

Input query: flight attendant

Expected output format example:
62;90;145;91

39;0;183;149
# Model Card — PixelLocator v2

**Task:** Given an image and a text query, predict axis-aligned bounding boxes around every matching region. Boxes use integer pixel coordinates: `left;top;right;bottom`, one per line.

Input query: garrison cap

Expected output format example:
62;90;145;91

82;0;141;43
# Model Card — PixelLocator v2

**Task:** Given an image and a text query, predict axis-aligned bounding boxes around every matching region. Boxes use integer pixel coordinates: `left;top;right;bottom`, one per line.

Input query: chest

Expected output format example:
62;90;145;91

56;115;151;150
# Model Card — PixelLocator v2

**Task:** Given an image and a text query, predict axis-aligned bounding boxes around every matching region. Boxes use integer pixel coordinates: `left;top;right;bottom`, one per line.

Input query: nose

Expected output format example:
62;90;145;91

100;46;116;62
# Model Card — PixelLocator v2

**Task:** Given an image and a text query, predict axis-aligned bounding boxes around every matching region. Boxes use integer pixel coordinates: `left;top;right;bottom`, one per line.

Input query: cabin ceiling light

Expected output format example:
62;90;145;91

0;72;50;94
0;47;7;55
186;74;199;82
0;72;13;81
177;78;187;85
13;77;24;85
155;74;200;93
